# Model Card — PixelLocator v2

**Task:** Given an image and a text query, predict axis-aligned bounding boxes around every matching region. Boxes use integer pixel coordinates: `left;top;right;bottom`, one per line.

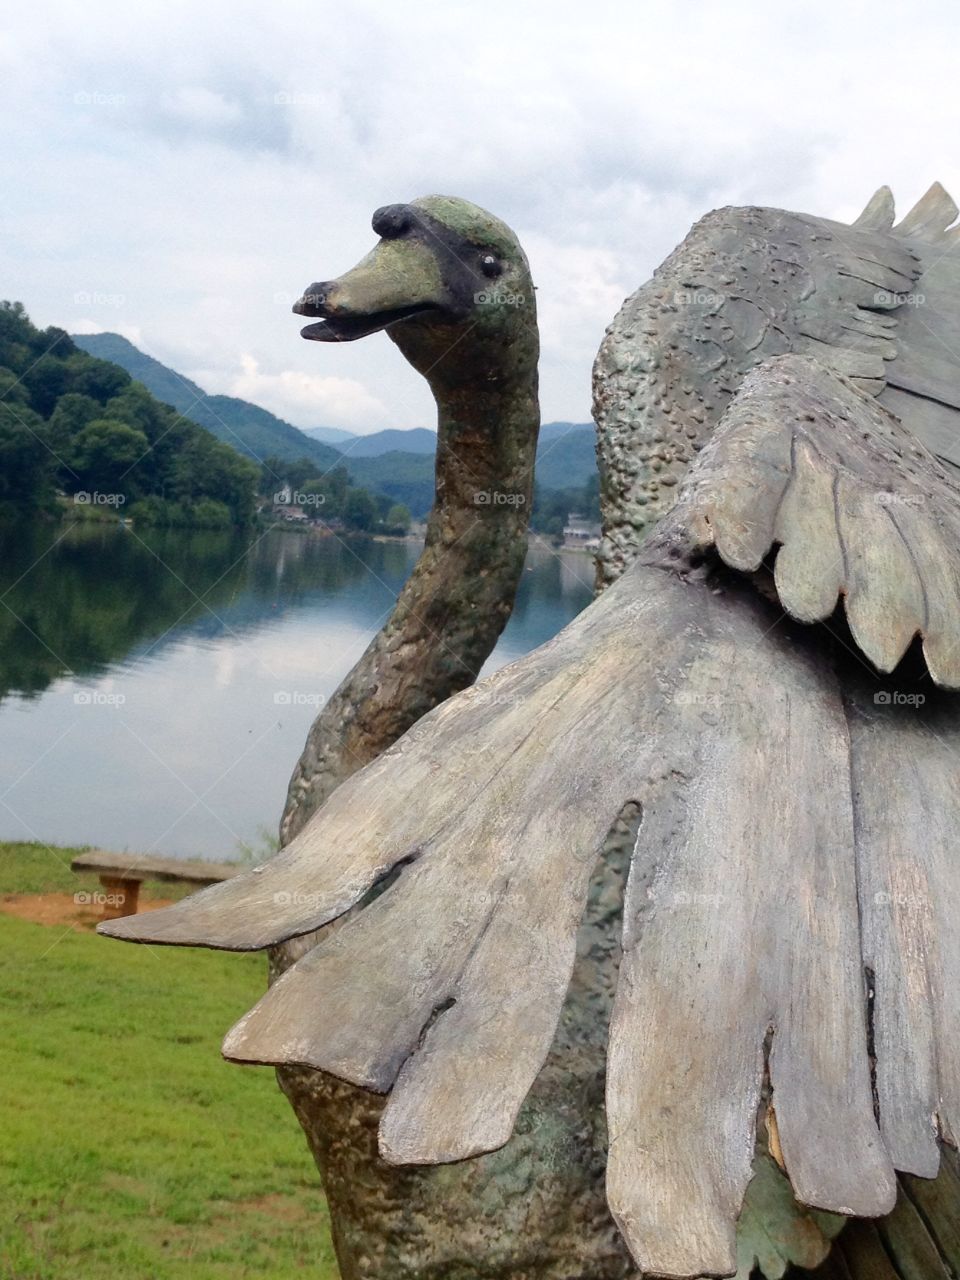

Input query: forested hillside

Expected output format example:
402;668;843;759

0;302;258;526
72;333;601;519
73;332;343;471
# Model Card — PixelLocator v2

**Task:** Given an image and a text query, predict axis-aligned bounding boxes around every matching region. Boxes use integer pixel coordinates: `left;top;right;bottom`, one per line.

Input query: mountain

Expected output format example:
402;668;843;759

301;425;356;445
72;333;444;511
533;422;597;491
343;451;433;514
538;421;593;443
347;422;597;514
338;427;437;457
334;425;595;479
0;302;258;526
72;333;343;472
70;334;599;515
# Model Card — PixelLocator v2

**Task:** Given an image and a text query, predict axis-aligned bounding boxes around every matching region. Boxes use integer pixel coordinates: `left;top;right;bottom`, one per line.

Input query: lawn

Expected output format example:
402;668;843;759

0;842;340;1279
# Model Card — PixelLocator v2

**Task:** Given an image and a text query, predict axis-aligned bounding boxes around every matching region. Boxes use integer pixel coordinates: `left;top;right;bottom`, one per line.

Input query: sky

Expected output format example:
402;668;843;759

2;0;959;435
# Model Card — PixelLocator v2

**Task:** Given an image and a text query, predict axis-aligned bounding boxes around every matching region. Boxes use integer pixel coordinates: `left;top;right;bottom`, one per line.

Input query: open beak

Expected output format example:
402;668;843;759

292;235;451;343
293;297;439;343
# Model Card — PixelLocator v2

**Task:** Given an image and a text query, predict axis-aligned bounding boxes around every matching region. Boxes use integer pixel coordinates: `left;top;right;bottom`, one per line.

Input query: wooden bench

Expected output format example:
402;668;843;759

71;850;241;921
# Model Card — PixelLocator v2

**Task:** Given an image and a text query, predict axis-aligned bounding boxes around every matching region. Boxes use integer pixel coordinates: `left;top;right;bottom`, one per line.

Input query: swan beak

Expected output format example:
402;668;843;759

292;234;452;342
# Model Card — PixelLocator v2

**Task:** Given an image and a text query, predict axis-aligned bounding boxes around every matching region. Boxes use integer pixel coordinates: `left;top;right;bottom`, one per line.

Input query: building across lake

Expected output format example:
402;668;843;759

562;512;601;550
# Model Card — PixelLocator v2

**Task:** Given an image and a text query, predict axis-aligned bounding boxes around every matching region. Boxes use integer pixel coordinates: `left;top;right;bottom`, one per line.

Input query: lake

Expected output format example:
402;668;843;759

0;519;594;860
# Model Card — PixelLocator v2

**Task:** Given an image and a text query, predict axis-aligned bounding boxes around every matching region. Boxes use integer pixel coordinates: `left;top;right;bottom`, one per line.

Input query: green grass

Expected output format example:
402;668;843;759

0;842;192;900
0;843;339;1279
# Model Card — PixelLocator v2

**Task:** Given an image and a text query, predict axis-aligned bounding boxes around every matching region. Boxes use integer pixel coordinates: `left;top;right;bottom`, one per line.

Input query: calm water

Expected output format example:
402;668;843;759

0;519;594;859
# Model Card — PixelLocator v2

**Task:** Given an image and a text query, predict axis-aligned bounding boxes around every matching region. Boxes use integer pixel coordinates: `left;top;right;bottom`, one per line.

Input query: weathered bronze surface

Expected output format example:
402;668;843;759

102;186;960;1279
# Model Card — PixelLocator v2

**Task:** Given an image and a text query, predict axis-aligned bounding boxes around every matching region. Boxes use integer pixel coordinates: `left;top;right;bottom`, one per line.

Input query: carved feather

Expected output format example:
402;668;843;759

894;181;960;242
854;185;896;231
671;354;960;687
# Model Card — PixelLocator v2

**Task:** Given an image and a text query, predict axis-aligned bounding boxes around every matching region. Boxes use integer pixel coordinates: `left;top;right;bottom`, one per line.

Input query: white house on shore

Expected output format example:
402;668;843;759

562;512;601;550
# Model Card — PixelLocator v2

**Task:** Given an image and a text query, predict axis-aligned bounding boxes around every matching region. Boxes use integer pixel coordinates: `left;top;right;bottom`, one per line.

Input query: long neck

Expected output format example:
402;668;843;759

281;362;539;844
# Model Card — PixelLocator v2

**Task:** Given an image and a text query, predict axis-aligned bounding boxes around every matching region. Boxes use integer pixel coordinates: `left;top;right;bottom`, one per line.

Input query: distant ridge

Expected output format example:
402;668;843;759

301;425;356;445
71;333;599;513
533;422;597;491
338;427;437;457
72;333;343;471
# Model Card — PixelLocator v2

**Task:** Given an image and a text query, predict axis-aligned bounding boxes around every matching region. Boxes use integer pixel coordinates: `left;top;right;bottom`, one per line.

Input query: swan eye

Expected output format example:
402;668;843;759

480;254;501;278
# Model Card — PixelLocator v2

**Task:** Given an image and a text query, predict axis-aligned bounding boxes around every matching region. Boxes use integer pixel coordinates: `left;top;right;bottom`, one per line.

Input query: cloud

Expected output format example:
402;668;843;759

222;354;390;430
2;0;958;434
72;318;144;348
160;86;243;129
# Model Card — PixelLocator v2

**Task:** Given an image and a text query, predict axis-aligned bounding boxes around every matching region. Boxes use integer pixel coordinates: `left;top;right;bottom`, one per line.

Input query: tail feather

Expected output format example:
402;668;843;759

854;185;896;231
894;181;959;241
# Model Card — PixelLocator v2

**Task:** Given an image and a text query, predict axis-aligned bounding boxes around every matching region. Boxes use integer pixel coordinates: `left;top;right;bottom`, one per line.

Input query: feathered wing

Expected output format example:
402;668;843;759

604;353;960;1275
670;351;960;684
874;182;960;470
593;180;960;586
102;349;960;1277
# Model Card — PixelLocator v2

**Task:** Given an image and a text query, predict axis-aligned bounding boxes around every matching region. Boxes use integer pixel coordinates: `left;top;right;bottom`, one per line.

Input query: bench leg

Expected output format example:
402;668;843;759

99;875;141;920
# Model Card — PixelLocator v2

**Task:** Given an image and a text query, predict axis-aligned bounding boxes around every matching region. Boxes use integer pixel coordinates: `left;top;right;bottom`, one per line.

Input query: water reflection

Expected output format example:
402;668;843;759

0;519;593;857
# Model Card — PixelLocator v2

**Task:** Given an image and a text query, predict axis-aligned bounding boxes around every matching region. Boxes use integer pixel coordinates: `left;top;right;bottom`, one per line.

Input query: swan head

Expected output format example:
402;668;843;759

292;195;537;387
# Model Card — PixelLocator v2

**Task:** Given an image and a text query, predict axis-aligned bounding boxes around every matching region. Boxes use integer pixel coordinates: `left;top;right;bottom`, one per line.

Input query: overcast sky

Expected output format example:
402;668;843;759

3;0;958;435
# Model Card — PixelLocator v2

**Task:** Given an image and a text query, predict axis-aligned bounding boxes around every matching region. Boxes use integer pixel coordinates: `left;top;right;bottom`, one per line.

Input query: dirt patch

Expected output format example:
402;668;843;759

230;1193;314;1222
0;891;176;931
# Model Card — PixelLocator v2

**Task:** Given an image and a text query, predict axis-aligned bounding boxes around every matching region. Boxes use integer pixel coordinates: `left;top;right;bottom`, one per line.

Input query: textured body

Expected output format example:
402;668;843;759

593;185;960;583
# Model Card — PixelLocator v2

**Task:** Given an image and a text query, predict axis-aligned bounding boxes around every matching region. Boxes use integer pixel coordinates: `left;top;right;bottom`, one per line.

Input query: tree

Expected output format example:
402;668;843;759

21;355;70;418
46;393;100;463
343;486;377;531
384;503;412;534
67;354;131;404
0;366;30;407
71;418;149;494
580;471;600;522
104;383;167;438
0;302;260;527
170;432;258;524
297;465;350;518
0;302;32;374
325;465;349;511
0;403;52;503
